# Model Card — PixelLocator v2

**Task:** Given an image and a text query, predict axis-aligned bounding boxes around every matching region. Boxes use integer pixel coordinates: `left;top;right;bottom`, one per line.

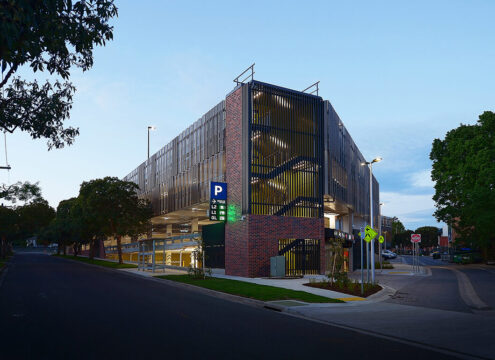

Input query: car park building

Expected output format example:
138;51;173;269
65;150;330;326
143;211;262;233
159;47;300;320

104;71;380;277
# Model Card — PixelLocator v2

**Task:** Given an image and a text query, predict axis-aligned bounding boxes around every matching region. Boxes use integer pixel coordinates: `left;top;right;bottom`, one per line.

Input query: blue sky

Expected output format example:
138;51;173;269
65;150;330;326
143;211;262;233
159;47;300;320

2;0;494;230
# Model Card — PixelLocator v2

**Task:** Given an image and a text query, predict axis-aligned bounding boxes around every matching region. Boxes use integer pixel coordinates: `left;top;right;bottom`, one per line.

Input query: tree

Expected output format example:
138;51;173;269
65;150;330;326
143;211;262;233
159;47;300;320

0;205;18;258
414;226;441;248
0;181;41;204
392;230;414;248
391;217;405;236
79;177;152;263
0;0;118;149
430;111;495;259
16;199;55;243
54;197;85;256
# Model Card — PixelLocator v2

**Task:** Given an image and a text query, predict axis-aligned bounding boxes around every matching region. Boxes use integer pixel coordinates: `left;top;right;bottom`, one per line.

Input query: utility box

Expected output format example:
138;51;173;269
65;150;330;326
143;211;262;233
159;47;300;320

270;256;286;277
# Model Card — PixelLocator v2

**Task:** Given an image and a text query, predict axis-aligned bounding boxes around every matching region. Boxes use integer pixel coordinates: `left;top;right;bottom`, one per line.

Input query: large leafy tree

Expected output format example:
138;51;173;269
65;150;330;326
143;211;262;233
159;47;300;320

0;181;41;204
0;205;17;258
430;111;495;259
0;0;118;149
79;177;152;263
15;199;55;243
391;217;405;235
414;226;441;248
53;197;82;255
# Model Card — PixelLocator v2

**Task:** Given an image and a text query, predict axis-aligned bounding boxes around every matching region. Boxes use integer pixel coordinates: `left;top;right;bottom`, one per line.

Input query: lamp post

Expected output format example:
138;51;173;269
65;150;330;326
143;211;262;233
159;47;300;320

379;202;384;271
148;126;156;159
362;157;382;284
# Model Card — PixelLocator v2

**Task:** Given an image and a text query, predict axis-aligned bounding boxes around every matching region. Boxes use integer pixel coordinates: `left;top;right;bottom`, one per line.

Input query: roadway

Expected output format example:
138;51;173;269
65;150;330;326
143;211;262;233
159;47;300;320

0;253;458;360
387;255;495;312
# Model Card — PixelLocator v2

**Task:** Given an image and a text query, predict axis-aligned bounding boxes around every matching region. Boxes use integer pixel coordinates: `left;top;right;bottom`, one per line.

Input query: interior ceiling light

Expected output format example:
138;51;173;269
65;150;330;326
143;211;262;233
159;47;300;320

269;135;288;149
251;131;262;141
267;180;285;191
273;95;291;108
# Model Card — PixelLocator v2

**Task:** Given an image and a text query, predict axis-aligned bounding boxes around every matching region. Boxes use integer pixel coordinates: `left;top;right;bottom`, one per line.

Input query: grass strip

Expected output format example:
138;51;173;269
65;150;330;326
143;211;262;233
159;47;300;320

157;275;343;303
53;254;137;269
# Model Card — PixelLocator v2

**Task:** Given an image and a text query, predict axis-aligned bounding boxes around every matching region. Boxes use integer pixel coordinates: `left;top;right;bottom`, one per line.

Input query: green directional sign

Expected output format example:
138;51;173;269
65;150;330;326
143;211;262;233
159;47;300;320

378;235;384;244
364;225;378;243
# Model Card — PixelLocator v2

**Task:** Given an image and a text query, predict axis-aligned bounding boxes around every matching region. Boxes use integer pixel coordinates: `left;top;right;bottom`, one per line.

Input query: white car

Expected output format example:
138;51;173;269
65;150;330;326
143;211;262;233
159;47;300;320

381;250;397;259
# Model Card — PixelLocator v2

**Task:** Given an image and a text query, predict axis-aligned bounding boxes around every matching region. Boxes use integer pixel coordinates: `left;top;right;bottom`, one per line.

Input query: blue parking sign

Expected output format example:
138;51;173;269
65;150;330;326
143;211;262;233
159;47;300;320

210;182;227;200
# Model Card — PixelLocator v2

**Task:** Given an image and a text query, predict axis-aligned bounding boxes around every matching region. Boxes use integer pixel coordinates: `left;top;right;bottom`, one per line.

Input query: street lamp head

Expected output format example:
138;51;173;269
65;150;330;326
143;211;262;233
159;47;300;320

148;126;156;131
361;161;369;166
372;157;383;163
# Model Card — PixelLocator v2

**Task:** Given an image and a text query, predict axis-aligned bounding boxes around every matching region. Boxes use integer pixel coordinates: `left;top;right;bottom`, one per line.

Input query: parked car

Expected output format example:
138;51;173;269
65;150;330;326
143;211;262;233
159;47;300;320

382;250;397;259
431;251;441;259
453;251;482;264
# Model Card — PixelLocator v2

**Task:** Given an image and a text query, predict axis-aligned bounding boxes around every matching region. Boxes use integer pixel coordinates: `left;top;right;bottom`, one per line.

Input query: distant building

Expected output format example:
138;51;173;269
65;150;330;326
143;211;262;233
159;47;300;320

380;215;395;249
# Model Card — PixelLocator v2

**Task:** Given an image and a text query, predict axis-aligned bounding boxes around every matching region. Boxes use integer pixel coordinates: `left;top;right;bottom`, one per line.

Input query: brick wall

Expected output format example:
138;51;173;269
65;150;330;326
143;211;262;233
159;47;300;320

248;215;325;277
224;84;326;278
225;86;250;277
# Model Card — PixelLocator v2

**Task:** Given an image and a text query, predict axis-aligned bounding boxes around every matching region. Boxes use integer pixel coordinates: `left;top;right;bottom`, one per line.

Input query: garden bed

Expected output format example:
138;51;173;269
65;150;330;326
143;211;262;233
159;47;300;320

304;281;382;298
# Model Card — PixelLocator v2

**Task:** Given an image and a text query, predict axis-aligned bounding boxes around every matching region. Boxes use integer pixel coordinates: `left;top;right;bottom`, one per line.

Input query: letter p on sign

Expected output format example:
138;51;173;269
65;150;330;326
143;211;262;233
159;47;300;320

210;182;227;200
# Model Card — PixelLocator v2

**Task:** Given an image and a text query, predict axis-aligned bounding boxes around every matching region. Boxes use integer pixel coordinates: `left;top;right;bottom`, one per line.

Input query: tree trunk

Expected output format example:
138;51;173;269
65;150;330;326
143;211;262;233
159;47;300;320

62;241;67;255
0;236;5;259
73;243;78;257
116;236;123;264
88;238;95;260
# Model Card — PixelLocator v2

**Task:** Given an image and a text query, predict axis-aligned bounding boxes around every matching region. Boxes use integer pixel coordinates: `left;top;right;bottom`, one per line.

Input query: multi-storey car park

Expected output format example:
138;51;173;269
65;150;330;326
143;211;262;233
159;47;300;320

104;69;380;277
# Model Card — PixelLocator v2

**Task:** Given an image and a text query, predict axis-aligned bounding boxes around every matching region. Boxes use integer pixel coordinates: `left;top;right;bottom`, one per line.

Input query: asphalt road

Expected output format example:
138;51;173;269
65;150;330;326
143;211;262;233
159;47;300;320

386;267;472;313
396;254;447;266
0;253;458;360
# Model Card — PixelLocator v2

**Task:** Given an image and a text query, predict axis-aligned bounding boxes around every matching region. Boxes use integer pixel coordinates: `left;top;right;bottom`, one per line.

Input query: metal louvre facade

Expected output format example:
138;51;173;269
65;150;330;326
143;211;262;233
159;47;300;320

124;101;226;215
323;101;379;223
248;82;324;218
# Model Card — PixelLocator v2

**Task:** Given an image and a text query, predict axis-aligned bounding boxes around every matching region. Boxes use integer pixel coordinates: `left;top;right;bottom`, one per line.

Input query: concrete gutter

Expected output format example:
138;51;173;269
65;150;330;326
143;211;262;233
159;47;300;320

442;266;490;310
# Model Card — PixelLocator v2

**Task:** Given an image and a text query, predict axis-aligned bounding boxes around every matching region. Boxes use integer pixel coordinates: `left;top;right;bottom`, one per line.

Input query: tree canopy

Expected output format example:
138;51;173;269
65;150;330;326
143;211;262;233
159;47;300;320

430;111;495;258
0;0;118;149
78;177;152;262
0;181;42;204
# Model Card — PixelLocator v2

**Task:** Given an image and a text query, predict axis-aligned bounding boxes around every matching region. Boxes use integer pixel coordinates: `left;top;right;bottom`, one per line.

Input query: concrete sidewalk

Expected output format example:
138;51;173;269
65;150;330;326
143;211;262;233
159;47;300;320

286;300;495;359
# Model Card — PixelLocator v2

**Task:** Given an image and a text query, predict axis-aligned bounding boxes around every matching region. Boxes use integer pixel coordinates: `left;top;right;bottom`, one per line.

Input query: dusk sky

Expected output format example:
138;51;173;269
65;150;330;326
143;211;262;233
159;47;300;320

3;0;494;230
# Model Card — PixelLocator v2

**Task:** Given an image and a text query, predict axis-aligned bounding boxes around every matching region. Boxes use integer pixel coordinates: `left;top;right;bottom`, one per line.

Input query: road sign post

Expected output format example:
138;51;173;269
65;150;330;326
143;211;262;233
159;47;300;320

359;227;365;294
411;234;421;272
364;225;378;283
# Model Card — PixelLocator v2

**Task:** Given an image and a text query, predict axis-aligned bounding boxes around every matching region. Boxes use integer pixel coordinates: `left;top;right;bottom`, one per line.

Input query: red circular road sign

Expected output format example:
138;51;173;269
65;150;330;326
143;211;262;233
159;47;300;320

411;234;421;243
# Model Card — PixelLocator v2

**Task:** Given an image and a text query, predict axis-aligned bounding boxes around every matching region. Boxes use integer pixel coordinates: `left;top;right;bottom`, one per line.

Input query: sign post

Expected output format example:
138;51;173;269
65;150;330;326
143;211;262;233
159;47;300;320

378;235;384;271
411;233;421;272
359;227;365;294
364;225;378;283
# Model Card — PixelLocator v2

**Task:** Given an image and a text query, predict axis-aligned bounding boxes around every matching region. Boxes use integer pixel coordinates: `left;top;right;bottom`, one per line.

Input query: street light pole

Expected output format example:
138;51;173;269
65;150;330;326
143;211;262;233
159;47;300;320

379;202;384;271
363;157;382;285
147;126;156;160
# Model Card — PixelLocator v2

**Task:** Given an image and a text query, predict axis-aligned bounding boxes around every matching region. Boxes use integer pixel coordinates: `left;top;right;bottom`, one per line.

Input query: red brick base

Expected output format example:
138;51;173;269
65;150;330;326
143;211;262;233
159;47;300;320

225;214;325;277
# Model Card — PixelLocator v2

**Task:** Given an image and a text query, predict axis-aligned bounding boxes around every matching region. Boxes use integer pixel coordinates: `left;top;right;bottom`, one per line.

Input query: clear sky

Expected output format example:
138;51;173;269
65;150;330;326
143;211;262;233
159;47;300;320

2;0;494;230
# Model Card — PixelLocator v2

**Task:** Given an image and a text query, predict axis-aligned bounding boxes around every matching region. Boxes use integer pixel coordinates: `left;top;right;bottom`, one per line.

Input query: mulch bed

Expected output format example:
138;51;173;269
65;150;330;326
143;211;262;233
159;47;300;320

304;282;382;297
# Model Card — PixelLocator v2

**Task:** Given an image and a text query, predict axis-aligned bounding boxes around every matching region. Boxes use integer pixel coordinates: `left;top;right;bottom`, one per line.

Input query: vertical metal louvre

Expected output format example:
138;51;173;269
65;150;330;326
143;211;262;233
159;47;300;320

249;81;324;218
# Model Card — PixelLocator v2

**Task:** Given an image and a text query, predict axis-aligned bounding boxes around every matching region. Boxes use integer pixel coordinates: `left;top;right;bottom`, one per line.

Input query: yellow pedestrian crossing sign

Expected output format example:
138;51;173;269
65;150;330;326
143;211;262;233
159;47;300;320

378;235;384;244
364;225;378;243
